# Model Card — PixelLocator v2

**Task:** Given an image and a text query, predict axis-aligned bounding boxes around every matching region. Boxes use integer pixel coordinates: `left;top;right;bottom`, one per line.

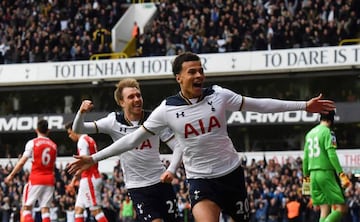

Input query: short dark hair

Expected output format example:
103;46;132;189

172;52;201;76
320;110;335;122
64;121;73;130
37;119;49;134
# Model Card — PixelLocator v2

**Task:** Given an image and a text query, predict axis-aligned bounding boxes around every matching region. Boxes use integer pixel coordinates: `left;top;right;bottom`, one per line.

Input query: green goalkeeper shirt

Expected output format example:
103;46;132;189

303;124;343;177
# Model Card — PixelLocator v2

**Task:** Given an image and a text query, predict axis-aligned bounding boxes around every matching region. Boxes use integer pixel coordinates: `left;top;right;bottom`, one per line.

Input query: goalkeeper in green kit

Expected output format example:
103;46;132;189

302;110;351;222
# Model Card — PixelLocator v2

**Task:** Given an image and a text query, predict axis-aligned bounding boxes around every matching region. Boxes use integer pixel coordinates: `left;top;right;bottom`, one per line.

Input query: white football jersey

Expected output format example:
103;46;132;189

95;110;173;188
143;85;243;179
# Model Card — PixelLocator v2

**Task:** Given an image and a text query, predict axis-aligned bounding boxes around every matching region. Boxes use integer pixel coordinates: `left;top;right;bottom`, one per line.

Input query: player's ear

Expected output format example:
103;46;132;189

175;74;181;83
119;99;126;108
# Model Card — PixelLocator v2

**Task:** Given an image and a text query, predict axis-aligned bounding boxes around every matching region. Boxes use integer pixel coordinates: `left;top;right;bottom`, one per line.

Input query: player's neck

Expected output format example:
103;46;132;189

320;121;331;128
37;133;48;138
180;91;202;104
125;111;143;122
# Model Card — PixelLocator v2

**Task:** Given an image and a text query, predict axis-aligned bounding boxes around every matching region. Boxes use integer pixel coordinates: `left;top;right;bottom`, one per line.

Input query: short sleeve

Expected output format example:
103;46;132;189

23;140;34;158
77;136;90;156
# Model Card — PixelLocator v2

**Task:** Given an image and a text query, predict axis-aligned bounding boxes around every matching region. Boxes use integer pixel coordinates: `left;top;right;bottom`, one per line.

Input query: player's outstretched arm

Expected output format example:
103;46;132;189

67;126;152;174
305;93;336;114
242;93;335;113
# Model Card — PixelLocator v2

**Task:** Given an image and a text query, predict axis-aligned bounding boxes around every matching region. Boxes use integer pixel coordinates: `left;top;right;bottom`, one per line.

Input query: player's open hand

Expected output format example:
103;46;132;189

160;170;175;183
306;94;336;114
67;155;95;175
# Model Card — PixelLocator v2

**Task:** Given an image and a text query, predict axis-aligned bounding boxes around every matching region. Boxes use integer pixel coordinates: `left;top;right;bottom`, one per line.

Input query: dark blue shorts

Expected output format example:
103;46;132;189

188;166;250;222
128;182;179;222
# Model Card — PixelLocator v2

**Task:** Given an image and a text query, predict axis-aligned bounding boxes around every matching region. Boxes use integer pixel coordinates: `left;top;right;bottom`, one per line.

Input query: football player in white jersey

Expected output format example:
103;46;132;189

68;52;336;222
71;78;181;222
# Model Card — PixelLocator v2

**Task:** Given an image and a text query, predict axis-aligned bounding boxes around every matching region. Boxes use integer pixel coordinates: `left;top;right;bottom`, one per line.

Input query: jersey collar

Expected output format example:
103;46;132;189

116;110;146;126
179;87;215;105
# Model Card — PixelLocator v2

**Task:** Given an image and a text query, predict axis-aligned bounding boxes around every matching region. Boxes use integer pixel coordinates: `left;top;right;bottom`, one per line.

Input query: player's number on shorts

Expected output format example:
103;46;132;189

236;199;249;215
307;136;320;158
166;200;175;214
42;148;53;166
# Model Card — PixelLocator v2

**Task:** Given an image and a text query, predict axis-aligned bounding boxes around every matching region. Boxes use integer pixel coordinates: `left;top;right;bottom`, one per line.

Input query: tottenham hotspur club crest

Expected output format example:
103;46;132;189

207;100;215;111
194;190;200;200
137;203;144;214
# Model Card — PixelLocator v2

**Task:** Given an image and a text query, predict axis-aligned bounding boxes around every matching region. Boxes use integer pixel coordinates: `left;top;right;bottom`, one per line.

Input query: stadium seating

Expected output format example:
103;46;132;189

0;1;359;63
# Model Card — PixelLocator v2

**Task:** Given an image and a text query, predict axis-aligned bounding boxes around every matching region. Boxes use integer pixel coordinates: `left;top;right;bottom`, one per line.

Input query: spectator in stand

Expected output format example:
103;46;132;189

347;187;360;222
132;21;140;39
286;192;301;222
255;198;268;222
119;194;136;222
92;23;111;53
1;156;360;222
0;197;11;222
267;197;281;222
0;1;359;64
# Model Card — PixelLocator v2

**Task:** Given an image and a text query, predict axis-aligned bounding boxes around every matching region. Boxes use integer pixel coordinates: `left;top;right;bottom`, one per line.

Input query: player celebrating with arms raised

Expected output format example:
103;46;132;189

71;78;181;222
68;52;335;222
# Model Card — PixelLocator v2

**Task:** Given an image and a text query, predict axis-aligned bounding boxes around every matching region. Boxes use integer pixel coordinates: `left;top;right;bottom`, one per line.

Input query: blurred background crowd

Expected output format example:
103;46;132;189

0;0;359;63
0;156;359;222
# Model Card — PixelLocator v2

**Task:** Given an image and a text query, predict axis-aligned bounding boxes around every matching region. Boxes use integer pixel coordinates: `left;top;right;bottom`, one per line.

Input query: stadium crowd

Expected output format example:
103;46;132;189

0;0;359;63
0;156;359;222
0;0;359;118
